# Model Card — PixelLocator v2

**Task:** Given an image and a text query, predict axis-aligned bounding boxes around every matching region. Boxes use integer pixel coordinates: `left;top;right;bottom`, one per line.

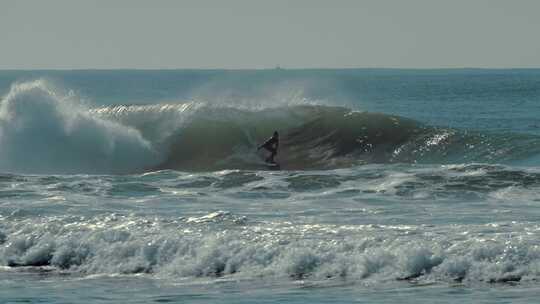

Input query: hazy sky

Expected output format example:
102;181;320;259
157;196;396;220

1;0;539;69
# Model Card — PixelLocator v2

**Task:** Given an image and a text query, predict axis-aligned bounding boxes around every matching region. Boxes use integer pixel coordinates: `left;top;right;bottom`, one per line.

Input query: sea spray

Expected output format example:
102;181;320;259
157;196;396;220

0;81;159;174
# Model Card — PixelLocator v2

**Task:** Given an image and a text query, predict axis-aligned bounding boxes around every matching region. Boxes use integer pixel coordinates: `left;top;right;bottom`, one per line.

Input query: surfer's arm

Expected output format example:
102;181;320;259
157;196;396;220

258;137;272;150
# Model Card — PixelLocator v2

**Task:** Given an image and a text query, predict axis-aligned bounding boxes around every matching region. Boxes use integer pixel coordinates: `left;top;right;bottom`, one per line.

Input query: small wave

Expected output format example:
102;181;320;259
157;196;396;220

1;214;539;285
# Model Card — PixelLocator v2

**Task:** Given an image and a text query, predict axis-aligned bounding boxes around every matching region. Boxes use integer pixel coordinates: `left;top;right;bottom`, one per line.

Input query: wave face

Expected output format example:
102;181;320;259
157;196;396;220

95;104;540;172
2;80;540;174
0;81;159;174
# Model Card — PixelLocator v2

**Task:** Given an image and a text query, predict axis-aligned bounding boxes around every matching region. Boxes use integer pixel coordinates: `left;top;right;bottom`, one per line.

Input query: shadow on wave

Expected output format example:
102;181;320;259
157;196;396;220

151;105;540;171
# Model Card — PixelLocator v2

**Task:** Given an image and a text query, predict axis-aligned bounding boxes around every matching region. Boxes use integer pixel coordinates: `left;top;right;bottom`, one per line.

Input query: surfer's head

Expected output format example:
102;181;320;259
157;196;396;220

273;131;279;138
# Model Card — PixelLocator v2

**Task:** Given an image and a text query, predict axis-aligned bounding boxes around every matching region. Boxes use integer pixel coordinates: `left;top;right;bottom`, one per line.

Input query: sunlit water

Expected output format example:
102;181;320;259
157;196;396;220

1;69;540;303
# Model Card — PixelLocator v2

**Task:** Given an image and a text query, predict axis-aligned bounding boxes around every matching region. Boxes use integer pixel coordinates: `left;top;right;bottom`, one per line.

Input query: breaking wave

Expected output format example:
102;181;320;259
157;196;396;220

2;80;540;174
0;81;159;174
1;212;539;285
95;104;540;171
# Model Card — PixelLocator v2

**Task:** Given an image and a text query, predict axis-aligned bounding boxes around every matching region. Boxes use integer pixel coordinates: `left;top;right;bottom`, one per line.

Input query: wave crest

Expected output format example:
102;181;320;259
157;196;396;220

0;80;159;174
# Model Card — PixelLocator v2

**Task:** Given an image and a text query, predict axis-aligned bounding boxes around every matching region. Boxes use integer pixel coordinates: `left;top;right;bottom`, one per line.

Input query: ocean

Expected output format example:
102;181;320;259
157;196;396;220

1;69;540;303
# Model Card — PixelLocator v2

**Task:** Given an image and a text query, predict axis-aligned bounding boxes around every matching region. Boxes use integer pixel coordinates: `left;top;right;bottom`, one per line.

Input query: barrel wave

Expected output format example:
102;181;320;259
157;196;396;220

94;103;540;171
2;80;540;174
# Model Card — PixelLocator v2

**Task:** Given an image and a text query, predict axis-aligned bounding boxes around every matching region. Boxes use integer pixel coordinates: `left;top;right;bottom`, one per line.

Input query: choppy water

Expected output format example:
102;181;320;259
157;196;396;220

1;69;540;303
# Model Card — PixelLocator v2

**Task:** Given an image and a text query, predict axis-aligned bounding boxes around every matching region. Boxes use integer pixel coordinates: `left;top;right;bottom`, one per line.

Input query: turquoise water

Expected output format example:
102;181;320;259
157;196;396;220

1;69;540;303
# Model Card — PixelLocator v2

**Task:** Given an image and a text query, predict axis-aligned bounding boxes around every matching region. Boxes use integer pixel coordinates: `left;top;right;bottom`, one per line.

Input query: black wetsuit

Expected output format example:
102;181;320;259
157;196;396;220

258;136;279;163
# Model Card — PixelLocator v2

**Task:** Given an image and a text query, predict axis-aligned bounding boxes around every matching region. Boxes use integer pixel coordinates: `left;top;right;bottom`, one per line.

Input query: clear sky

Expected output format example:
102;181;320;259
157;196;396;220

1;0;539;69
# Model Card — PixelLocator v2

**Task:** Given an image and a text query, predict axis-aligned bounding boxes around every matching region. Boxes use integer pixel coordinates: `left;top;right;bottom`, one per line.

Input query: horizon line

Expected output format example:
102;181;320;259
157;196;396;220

1;67;540;72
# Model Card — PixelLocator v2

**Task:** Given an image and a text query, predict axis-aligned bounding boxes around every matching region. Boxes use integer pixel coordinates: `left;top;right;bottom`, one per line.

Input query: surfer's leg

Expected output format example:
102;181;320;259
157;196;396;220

263;146;274;162
265;152;272;163
264;148;276;163
269;150;276;163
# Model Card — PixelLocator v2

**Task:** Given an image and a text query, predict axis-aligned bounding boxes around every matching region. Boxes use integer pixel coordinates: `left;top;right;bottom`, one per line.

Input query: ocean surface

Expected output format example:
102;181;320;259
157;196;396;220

1;69;540;303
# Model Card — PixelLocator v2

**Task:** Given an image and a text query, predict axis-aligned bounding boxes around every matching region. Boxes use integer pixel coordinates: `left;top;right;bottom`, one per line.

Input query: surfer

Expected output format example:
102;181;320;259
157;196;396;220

258;131;279;164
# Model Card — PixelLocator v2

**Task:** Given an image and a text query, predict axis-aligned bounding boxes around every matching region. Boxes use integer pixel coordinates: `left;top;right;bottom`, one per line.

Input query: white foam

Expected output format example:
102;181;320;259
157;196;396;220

2;215;539;286
0;80;160;174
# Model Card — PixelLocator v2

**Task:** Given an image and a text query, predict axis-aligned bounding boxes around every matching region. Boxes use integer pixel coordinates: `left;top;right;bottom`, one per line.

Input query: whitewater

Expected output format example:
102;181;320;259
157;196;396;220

1;69;540;303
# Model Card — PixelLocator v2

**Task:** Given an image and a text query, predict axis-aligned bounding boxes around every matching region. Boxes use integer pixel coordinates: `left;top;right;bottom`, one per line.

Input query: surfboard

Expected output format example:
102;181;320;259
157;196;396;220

257;148;280;169
265;162;280;170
